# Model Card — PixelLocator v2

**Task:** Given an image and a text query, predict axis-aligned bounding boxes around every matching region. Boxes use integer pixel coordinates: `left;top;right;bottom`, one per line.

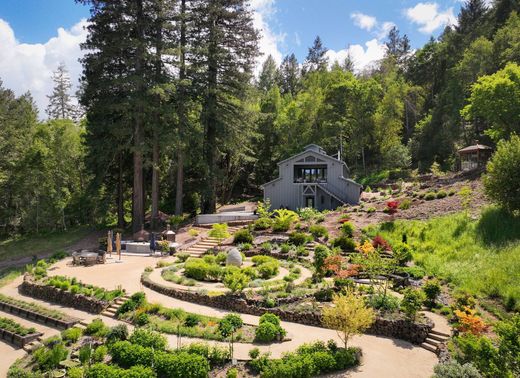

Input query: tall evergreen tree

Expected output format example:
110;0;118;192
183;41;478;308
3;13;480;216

303;36;328;74
258;55;279;92
46;63;79;121
278;53;300;95
190;0;259;213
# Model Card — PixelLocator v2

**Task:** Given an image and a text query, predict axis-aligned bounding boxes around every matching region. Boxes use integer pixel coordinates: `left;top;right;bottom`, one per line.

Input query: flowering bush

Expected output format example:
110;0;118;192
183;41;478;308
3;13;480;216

356;240;375;255
384;201;399;214
372;235;392;252
454;307;487;335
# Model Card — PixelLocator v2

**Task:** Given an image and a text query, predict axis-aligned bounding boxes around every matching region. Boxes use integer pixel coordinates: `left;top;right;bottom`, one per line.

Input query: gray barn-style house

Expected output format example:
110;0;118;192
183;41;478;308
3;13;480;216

261;144;362;211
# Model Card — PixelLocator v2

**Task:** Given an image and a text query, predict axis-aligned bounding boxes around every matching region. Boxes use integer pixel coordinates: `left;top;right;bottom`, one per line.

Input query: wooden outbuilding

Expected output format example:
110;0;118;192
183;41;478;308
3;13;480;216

458;143;493;171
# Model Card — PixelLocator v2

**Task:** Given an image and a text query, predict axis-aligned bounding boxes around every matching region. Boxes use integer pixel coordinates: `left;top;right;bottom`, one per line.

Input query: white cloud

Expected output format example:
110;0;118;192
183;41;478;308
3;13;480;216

0;18;87;118
405;2;457;34
351;12;377;31
325;39;386;72
249;0;285;72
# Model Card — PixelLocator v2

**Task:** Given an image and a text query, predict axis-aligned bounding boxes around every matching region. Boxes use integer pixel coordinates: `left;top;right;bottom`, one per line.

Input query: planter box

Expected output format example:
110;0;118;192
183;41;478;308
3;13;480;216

0;328;42;348
21;275;111;314
0;301;79;329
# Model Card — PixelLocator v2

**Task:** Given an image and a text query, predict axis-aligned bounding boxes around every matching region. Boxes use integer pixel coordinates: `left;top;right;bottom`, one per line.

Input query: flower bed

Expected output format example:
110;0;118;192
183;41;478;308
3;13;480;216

21;274;122;314
0;316;42;347
0;294;79;329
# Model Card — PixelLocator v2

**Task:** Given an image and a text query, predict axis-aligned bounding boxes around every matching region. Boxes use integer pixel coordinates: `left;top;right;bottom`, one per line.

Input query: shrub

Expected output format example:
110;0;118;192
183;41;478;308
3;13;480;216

181;342;230;367
220;313;243;330
85;318;108;337
483;135;520;212
248;347;260;359
184;313;200;327
398;199;412;210
331;236;356;252
257;261;280;279
313;245;331;276
400;288;425;320
436;190;447;199
251;255;275;265
86;364;156;378
333;348;359;370
226;368;238;378
108;341;154;368
254;217;272;230
135;312;149;326
128;329;166;351
340;222;355;237
260;242;273;253
280;243;292;254
92;345;108;363
61;327;82;343
255;321;281;343
367;207;376;213
423;279;441;305
393;243;412;265
106;324;129;344
255;313;286;342
309;225;328;239
402;265;426;279
238;242;252;251
67;366;84;378
215;252;227;264
272;209;299;232
155;351;210;378
424;192;436;200
33;342;68;370
176;252;190;262
288;232;309;246
223;271;250;293
367;293;401;312
432;361;482;378
184;259;210;281
233;229;253;244
79;344;92;365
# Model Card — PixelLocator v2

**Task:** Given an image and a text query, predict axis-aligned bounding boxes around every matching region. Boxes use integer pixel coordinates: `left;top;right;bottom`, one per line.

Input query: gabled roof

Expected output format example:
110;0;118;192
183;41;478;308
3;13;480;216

458;144;493;153
277;145;347;169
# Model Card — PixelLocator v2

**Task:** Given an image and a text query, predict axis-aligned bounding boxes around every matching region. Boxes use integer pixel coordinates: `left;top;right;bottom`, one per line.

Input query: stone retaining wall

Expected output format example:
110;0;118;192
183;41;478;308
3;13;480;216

20;275;110;314
0;301;79;329
142;272;432;344
0;328;43;348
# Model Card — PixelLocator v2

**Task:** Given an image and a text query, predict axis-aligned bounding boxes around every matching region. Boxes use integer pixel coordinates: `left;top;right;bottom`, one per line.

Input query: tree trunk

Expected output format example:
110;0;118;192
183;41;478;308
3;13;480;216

132;0;146;234
151;131;160;230
117;152;125;229
175;0;187;216
202;14;218;214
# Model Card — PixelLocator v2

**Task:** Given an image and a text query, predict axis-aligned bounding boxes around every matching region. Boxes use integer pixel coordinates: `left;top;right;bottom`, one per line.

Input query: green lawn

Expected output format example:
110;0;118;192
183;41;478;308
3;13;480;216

0;226;92;263
366;207;520;312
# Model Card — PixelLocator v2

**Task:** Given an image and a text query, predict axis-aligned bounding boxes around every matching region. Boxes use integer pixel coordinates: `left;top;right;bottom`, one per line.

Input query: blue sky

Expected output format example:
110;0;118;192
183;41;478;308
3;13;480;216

0;0;467;116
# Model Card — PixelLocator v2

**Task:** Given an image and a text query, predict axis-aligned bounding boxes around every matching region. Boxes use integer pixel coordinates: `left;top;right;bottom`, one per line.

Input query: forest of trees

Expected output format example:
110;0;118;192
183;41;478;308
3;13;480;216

1;0;519;235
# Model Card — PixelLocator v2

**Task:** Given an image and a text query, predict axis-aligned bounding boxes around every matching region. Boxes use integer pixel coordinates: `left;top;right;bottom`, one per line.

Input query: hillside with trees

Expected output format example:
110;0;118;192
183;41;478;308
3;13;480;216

0;0;519;235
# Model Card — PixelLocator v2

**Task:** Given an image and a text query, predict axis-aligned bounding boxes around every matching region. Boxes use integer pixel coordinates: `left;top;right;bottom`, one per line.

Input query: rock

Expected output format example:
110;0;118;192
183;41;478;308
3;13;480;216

226;248;242;267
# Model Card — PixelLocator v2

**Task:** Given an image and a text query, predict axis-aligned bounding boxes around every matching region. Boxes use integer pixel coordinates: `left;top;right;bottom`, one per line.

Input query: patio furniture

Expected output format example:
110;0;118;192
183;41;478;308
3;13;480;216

71;252;81;266
97;251;106;264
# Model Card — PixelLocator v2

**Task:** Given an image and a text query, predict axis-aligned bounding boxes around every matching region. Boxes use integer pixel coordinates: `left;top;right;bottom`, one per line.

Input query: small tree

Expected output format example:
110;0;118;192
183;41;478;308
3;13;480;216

423;279;441;307
218;314;243;360
208;223;230;250
401;288;425;321
223;271;250;293
322;292;375;349
483;135;520;213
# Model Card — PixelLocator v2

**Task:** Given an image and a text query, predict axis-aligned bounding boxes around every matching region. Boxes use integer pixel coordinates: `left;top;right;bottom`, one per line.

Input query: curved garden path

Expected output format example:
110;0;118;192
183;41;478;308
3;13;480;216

0;256;438;378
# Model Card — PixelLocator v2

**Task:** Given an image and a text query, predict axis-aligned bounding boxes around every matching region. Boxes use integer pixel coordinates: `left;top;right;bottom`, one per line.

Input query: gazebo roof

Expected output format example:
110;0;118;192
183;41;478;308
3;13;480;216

458;144;492;154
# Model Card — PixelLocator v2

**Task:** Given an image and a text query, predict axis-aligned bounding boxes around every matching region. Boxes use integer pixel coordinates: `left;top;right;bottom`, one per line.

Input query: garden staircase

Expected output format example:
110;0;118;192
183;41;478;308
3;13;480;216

22;335;43;353
183;225;242;257
100;294;131;318
420;329;450;354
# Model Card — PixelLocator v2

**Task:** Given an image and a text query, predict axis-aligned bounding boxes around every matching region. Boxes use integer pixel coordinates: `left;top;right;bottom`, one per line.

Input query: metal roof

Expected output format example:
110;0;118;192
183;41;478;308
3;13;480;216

458;144;493;153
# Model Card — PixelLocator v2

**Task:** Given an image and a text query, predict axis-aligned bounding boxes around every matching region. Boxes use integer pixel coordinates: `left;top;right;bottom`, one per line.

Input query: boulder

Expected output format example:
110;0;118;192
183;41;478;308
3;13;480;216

226;247;242;267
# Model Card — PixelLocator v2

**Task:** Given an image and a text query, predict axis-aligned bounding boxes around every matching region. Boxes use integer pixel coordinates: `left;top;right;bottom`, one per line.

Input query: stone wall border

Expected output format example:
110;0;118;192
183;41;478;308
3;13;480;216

0;301;79;329
20;275;111;314
0;328;43;348
141;271;432;345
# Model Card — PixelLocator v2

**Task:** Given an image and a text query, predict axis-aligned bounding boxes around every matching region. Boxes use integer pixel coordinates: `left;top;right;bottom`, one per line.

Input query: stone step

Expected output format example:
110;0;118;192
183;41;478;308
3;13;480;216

424;337;441;347
105;307;117;314
420;342;438;354
427;333;449;342
430;329;451;338
23;341;42;353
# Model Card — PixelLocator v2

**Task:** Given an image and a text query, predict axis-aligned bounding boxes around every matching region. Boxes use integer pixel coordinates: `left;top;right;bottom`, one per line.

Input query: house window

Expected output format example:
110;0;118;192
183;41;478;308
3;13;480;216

294;165;327;183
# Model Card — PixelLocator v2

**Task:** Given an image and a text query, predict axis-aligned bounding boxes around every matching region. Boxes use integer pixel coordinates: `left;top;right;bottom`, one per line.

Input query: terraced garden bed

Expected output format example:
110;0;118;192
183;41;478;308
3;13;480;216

0;317;43;347
0;294;79;329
